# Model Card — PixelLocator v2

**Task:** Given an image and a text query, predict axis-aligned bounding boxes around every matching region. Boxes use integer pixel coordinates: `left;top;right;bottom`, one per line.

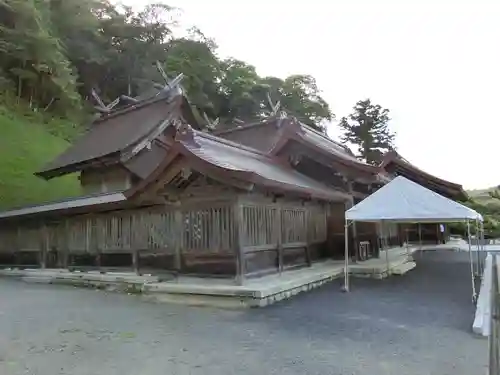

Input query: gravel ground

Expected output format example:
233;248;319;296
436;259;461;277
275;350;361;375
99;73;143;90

0;251;488;375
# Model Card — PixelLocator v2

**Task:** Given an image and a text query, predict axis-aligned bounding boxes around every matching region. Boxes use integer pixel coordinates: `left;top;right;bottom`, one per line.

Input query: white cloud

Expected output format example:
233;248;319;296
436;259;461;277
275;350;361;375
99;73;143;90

125;0;500;189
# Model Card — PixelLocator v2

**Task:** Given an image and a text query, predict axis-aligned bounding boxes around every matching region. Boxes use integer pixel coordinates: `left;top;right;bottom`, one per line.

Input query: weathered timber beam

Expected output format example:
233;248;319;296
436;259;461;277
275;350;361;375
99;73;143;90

234;201;245;285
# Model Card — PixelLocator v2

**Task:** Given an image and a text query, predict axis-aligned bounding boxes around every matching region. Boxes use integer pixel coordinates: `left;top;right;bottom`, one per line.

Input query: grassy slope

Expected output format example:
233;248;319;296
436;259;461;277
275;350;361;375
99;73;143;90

0;106;81;210
468;187;500;206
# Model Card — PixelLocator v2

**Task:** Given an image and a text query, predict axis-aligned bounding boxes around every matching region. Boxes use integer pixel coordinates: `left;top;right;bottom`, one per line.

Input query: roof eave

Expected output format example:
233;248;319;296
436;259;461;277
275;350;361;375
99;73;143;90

0;192;128;221
243;172;350;202
386;159;465;197
381;151;464;191
35;152;122;180
269;119;380;177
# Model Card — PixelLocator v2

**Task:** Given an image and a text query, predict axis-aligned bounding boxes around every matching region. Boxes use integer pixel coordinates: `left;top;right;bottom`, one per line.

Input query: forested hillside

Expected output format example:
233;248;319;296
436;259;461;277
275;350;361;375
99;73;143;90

0;0;333;129
0;0;335;210
468;187;500;207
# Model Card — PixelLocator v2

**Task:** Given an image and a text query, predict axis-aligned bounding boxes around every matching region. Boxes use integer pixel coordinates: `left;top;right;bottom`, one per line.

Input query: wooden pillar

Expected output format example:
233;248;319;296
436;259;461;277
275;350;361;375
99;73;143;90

15;227;21;267
62;220;69;269
90;218;101;270
305;245;312;267
305;205;312;267
40;224;47;269
95;250;102;270
276;204;283;274
326;202;336;258
234;201;245;285
174;209;183;271
346;180;358;260
130;213;140;275
132;249;139;275
344;198;357;261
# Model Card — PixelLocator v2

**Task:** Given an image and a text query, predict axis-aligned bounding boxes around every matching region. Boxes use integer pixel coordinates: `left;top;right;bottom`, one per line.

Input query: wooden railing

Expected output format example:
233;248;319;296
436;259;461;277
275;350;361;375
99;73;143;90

239;202;328;276
0;199;329;277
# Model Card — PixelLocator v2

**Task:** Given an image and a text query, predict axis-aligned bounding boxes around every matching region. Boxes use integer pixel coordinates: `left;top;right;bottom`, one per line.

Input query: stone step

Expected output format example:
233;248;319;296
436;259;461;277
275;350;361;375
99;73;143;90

21;276;53;284
391;261;417;275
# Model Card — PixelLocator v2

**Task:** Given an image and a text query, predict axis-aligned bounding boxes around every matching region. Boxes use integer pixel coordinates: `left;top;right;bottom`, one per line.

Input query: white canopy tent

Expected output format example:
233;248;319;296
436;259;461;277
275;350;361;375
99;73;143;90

344;176;484;303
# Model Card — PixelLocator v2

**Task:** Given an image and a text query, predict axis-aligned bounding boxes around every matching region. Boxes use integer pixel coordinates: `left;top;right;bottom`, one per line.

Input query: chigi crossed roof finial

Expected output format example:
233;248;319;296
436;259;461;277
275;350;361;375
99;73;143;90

176;123;199;147
155;61;184;97
266;92;288;119
90;60;186;116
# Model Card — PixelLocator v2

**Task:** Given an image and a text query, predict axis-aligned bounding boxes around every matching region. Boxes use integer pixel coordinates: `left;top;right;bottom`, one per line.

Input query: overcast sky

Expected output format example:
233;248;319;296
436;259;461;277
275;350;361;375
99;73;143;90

128;0;499;189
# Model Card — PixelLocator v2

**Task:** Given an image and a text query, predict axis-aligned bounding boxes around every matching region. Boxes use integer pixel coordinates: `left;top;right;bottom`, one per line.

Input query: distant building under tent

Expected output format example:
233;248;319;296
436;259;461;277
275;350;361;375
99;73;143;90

380;150;468;244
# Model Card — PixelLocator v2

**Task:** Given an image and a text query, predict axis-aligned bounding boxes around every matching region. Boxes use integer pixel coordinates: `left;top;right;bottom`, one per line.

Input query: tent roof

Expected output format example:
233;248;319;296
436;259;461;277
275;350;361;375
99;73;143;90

345;176;483;223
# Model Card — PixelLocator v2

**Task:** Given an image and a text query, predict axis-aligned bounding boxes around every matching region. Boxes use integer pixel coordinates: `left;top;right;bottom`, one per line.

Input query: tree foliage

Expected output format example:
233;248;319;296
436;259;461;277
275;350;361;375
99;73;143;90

450;197;500;239
338;99;396;165
0;0;333;130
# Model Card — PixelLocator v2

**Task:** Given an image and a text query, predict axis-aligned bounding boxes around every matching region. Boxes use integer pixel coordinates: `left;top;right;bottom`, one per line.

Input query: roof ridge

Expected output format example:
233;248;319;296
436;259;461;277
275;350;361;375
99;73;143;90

213;117;279;135
300;122;353;154
93;91;178;125
193;128;271;157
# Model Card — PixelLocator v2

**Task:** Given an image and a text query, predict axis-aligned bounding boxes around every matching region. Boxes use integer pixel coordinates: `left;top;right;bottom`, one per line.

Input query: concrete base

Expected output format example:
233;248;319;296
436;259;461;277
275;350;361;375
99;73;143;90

0;268;160;294
348;247;417;279
0;248;418;308
392;261;417;275
0;261;345;308
143;261;345;308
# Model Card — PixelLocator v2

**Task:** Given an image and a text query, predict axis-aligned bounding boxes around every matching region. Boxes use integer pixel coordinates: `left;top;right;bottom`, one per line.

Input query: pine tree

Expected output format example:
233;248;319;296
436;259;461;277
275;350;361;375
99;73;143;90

338;99;396;165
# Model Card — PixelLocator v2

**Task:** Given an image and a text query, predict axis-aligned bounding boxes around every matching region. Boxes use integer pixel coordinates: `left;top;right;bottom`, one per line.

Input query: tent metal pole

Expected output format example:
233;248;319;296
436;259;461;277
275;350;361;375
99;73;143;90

418;223;423;259
405;228;410;260
467;220;477;303
480;221;486;277
344;220;350;292
475;219;481;278
383;222;390;276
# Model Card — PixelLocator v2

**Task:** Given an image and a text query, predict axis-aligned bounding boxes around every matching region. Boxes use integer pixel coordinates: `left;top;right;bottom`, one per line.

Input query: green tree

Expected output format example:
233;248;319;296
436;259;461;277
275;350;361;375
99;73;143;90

216;58;266;122
338;99;395;165
162;37;222;120
490;189;500;200
0;0;334;131
0;0;80;112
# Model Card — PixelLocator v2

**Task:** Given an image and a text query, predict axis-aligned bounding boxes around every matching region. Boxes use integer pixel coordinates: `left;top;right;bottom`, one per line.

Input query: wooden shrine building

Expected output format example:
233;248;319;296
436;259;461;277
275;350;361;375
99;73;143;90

0;82;467;280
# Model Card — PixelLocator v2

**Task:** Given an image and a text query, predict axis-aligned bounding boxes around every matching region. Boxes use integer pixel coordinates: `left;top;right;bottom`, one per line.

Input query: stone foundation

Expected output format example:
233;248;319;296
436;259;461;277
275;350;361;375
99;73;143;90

0;261;345;308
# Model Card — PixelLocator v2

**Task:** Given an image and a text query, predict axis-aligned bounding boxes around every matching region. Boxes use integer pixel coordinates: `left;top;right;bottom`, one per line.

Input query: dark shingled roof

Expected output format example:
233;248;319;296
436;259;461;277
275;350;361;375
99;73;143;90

124;141;169;180
214;117;378;174
36;93;198;180
380;150;467;200
174;126;351;202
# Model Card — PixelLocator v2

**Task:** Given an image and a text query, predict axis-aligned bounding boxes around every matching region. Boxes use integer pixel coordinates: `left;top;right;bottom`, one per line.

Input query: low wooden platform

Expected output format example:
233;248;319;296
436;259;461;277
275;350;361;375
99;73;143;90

0;247;419;308
348;246;417;279
0;261;345;308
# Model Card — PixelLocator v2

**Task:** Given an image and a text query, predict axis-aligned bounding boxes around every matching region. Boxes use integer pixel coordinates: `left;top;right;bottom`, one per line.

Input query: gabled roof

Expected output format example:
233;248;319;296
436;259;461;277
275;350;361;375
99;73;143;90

215;117;354;157
129;124;351;202
380;150;467;200
215;117;381;178
270;117;379;174
346;176;481;222
36;93;199;180
123;140;169;179
0;192;127;220
214;118;289;152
